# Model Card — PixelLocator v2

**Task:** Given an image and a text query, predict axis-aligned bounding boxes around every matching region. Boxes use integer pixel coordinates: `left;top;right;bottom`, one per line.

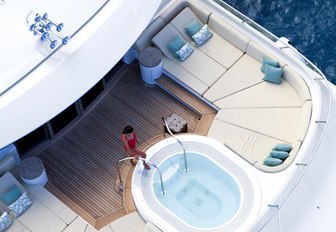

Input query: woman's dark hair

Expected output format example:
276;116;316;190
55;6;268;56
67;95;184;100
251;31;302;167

122;125;134;134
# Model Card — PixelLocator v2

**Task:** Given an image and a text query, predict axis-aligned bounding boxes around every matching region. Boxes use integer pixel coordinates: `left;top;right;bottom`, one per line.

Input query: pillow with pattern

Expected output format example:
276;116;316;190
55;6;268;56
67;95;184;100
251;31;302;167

8;192;33;218
176;42;194;61
191;24;213;46
0;212;12;232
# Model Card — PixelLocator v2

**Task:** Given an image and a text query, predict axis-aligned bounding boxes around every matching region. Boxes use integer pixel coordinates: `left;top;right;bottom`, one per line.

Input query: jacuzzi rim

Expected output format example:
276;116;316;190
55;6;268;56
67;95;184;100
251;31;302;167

132;134;262;232
151;151;245;229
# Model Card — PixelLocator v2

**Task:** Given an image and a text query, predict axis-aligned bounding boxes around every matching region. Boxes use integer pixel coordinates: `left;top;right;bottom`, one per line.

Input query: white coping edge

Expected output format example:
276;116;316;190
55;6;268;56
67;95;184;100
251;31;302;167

132;134;262;232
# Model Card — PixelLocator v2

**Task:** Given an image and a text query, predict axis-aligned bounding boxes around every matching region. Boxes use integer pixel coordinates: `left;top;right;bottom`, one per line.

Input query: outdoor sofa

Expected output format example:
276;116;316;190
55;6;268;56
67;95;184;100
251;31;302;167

134;0;312;172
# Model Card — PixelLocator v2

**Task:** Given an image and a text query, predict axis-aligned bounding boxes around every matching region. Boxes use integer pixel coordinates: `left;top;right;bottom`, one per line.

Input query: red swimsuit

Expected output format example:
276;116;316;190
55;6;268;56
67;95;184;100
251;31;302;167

122;132;137;150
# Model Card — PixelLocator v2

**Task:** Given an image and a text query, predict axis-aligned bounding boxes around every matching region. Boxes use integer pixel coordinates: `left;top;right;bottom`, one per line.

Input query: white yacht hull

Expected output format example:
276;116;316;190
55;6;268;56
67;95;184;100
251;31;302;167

0;0;162;148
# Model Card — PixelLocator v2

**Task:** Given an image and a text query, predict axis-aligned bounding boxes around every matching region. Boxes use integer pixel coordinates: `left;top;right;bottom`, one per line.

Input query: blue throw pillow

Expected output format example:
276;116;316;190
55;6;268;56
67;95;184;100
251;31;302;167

260;56;280;73
270;151;289;160
176;42;194;61
273;143;293;152
1;185;21;206
263;157;283;166
167;35;186;58
263;65;283;84
192;24;213;46
185;19;203;37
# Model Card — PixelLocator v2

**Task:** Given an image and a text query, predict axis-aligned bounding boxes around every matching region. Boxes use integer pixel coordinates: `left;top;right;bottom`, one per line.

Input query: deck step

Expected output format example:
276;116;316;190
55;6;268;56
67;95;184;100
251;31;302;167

124;166;136;213
195;112;217;135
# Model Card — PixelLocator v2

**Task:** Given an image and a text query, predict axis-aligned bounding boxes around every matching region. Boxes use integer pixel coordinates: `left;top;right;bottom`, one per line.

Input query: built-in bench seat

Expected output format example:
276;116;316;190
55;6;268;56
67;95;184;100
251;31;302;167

0;172;77;232
133;0;312;172
152;23;227;95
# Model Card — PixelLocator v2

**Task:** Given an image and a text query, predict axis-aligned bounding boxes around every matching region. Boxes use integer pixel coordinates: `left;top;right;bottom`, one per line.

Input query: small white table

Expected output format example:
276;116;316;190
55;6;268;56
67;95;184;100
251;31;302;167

19;157;48;186
139;47;163;86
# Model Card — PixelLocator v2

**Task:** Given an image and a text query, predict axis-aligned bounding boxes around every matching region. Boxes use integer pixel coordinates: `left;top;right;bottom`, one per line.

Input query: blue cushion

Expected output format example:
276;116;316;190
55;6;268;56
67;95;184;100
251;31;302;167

8;192;33;218
185;19;203;37
260;56;280;73
273;143;293;152
270;151;289;160
263;65;283;84
1;185;21;206
167;35;186;58
263;157;283;166
192;24;213;46
176;42;194;61
0;212;12;231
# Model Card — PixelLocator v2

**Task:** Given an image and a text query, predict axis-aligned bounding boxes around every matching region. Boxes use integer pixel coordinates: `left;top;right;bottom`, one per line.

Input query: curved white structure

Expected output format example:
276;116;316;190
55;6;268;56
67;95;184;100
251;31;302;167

2;0;336;231
132;135;262;232
0;0;162;148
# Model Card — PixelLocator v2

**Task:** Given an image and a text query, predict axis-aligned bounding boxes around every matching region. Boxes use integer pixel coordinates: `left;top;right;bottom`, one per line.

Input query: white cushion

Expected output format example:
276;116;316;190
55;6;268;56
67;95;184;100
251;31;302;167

246;40;286;65
197;30;244;69
216;107;302;142
207;119;285;163
163;57;209;95
170;7;202;42
208;14;250;52
203;54;264;102
152;24;184;60
171;47;226;86
214;80;301;109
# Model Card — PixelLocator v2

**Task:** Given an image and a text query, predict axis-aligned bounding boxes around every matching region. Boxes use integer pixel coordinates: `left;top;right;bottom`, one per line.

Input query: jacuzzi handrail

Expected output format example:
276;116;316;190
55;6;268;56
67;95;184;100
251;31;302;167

162;117;188;172
138;157;166;195
116;157;135;191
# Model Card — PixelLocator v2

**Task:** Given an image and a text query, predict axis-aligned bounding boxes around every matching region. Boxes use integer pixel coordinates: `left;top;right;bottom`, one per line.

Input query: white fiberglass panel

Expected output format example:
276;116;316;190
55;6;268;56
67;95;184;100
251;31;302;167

0;0;162;148
0;0;107;95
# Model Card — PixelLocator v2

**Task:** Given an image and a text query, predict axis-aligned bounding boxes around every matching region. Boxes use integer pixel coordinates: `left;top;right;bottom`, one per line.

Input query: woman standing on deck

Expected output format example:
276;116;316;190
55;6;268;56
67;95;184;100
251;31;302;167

122;125;150;170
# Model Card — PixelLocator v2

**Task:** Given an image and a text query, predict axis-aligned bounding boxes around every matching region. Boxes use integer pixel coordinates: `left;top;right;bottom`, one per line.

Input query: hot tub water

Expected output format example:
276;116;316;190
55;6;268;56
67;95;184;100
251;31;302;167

153;153;241;229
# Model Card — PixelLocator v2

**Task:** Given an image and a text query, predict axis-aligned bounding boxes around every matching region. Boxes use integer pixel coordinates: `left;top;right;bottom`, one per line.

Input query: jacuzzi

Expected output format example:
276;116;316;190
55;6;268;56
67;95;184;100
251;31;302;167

132;135;261;232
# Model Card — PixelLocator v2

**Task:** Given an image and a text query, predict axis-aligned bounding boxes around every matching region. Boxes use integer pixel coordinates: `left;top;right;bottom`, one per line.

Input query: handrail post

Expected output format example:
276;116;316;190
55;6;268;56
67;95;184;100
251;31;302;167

116;157;136;191
116;157;166;195
138;157;166;195
162;117;188;172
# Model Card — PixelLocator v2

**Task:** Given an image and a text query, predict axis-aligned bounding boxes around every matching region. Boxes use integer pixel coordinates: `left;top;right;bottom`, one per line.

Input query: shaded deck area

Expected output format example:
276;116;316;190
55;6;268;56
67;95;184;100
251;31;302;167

37;62;209;228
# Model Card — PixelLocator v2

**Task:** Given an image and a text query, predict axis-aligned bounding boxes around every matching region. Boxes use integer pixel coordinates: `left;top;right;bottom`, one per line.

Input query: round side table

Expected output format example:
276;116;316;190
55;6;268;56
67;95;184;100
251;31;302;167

139;47;163;86
19;157;48;186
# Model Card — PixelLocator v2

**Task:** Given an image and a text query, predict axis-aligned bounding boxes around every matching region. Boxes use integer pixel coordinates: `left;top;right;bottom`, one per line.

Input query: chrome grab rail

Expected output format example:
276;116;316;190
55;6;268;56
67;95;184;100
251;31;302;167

116;157;135;191
116;157;166;195
162;117;188;172
138;157;166;195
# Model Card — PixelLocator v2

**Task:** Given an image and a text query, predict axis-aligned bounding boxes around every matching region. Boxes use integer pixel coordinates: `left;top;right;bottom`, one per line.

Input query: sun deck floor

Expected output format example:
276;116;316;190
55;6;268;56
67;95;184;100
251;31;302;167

36;62;202;228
